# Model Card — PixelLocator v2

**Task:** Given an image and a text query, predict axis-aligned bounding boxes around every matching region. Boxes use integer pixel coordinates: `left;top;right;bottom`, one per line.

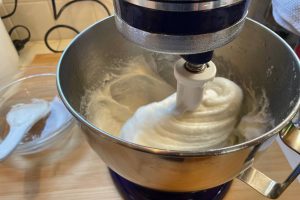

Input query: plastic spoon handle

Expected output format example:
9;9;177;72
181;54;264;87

0;126;28;161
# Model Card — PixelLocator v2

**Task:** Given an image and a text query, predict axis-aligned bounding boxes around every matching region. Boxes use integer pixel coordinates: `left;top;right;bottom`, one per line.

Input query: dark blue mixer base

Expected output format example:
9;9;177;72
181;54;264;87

109;170;232;200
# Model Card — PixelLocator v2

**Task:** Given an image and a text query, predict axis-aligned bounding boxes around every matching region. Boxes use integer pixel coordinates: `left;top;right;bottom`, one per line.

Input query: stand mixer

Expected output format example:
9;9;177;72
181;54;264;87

111;1;250;198
56;0;300;199
114;0;249;111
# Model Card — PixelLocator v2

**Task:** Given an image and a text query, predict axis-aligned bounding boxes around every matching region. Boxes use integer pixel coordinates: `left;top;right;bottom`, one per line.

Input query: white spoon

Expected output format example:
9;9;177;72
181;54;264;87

0;99;50;161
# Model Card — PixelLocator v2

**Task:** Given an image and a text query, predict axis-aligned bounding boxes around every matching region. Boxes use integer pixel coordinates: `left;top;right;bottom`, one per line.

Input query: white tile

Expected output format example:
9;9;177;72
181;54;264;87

18;40;60;67
51;0;99;39
2;0;49;3
0;3;5;15
52;24;78;40
57;38;72;51
0;4;20;39
4;1;59;41
2;0;114;41
2;19;19;40
93;0;114;20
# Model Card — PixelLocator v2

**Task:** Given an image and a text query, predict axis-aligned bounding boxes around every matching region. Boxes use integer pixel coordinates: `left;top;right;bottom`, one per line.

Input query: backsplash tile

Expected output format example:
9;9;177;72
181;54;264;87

19;40;60;66
0;5;19;39
93;0;113;19
51;0;98;39
1;0;113;41
4;1;59;40
2;0;50;3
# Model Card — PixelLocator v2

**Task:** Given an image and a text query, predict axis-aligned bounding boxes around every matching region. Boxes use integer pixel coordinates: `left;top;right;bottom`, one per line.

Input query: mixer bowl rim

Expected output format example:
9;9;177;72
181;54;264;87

57;16;300;157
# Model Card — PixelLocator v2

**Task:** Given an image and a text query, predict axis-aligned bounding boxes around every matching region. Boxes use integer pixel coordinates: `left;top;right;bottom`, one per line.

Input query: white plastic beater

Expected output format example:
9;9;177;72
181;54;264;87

174;58;217;113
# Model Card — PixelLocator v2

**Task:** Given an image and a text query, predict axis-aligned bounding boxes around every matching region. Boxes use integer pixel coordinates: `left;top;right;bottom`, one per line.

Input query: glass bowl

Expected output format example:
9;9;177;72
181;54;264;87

0;73;75;165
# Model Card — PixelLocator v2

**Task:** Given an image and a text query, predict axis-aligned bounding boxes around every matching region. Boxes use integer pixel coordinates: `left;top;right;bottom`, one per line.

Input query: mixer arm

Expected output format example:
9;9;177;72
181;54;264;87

238;164;300;199
238;118;300;199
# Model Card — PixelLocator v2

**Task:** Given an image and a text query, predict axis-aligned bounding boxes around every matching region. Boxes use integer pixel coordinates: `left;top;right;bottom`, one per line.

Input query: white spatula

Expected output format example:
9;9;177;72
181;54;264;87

0;99;50;161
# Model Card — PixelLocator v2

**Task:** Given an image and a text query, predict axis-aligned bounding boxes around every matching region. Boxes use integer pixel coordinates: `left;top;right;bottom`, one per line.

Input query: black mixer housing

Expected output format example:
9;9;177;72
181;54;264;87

114;0;250;64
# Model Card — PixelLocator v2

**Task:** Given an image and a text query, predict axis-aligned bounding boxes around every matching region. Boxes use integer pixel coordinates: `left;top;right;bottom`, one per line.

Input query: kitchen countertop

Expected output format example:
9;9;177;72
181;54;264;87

0;54;299;200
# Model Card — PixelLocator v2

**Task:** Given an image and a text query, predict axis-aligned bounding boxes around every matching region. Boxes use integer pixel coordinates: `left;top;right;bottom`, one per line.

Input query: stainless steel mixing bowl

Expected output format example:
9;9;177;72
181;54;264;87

57;16;300;199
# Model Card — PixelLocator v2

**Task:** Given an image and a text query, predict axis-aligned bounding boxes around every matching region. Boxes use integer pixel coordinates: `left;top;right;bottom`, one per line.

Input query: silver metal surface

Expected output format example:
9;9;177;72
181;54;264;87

280;119;300;154
57;16;300;195
123;0;244;12
184;62;208;73
114;14;247;54
236;117;300;198
238;163;300;199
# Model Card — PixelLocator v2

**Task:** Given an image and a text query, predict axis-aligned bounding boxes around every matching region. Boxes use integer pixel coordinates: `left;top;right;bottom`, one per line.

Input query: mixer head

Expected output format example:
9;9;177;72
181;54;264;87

114;0;250;65
113;0;251;111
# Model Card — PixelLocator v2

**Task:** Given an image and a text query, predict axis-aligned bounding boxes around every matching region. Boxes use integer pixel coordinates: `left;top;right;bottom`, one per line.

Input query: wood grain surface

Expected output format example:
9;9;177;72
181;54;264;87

0;54;299;200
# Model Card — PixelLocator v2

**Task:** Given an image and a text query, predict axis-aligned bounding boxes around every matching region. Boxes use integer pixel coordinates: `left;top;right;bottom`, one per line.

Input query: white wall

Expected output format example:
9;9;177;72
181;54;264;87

0;0;113;41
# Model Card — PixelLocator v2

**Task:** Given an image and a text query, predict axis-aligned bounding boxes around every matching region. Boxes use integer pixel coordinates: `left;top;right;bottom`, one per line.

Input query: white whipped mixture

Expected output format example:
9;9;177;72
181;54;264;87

82;55;273;150
83;56;174;136
120;77;243;150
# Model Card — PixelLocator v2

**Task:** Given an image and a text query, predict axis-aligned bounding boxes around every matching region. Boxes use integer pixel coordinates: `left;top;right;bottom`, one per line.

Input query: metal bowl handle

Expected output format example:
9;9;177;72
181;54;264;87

237;120;300;199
